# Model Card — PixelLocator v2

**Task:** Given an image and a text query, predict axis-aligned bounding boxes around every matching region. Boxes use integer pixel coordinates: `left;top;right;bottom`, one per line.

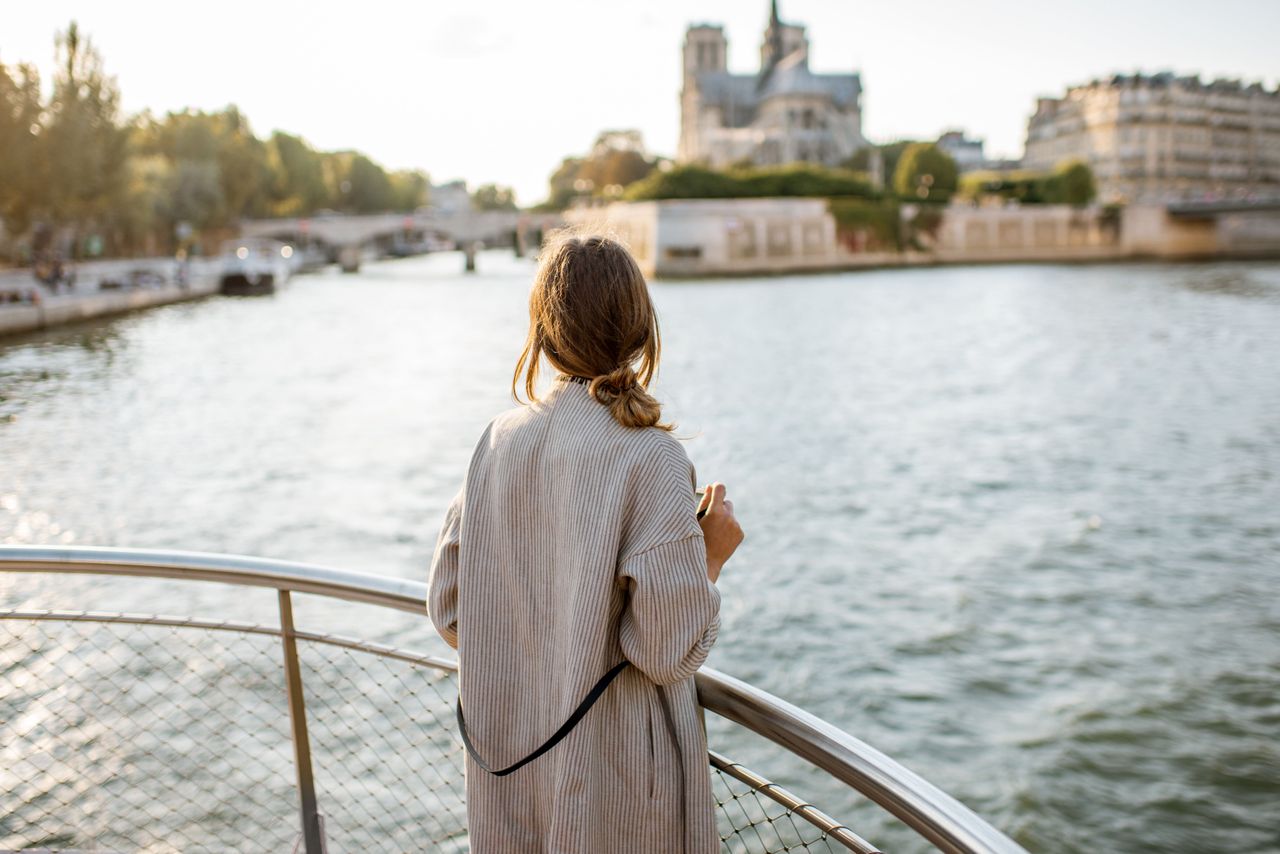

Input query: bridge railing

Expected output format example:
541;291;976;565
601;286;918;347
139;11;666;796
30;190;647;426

0;546;1026;854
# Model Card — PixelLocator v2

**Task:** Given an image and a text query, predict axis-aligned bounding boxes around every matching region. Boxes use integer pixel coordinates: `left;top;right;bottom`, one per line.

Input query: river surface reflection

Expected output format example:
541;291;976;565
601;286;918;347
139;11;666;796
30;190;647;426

2;252;1278;852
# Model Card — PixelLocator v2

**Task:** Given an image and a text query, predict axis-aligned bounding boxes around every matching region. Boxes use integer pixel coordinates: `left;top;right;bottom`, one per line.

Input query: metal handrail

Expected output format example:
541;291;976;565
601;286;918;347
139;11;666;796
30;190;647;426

1;545;1027;854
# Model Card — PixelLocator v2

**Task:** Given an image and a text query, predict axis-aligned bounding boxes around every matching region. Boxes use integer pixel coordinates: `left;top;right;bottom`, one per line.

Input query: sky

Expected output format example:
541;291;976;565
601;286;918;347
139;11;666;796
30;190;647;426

4;0;1279;205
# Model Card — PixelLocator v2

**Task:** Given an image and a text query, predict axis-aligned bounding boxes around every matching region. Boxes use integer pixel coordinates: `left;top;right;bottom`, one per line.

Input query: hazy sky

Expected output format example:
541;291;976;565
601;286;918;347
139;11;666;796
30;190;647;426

5;0;1278;205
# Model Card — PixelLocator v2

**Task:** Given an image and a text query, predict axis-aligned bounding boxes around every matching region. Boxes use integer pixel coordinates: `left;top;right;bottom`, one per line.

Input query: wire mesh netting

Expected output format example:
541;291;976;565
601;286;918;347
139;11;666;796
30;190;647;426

0;617;297;853
1;613;867;853
711;755;874;854
295;638;468;853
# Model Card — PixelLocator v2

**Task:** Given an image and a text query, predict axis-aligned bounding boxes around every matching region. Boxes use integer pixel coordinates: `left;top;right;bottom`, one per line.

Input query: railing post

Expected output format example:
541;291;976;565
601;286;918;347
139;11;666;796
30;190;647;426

279;589;325;854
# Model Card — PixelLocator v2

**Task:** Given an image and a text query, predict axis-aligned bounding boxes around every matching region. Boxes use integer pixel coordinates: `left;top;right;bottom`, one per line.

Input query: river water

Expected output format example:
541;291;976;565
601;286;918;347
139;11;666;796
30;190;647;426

2;251;1278;853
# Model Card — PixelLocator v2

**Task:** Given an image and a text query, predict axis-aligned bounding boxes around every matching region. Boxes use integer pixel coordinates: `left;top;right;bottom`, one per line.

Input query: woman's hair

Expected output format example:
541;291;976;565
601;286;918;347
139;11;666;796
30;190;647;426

512;233;673;431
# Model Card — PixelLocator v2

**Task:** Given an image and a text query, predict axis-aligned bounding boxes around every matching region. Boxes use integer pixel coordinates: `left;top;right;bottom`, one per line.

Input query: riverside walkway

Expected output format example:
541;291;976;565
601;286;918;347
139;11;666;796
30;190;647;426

0;258;220;337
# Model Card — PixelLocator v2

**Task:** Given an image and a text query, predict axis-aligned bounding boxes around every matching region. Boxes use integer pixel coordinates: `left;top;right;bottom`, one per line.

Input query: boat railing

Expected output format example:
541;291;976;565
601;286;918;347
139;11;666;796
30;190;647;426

0;545;1028;854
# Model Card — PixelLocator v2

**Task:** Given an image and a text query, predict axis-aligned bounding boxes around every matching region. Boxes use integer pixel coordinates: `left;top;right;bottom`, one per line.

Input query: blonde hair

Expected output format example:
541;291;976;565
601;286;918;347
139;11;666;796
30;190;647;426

512;233;672;431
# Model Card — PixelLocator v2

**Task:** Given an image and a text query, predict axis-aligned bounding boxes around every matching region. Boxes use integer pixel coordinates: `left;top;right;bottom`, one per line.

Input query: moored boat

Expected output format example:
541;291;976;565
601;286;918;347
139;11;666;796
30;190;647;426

219;238;294;295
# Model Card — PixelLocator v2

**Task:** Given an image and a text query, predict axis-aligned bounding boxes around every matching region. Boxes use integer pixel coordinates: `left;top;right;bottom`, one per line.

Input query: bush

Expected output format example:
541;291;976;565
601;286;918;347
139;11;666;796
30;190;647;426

892;144;958;203
623;163;877;201
828;198;901;252
1043;160;1096;206
959;161;1096;206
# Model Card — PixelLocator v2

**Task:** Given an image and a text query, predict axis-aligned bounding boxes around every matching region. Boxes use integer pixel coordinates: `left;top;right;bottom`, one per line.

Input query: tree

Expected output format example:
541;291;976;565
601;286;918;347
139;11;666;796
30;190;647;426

472;183;517;211
1;22;439;256
41;22;130;250
845;140;919;186
213;107;269;220
110;153;171;254
546;156;586;210
542;131;661;209
958;163;1096;207
164;159;223;230
267;131;327;217
577;149;655;195
892;143;958;203
1044;159;1096;206
0;61;45;237
325;152;393;213
389;170;429;211
135;109;226;231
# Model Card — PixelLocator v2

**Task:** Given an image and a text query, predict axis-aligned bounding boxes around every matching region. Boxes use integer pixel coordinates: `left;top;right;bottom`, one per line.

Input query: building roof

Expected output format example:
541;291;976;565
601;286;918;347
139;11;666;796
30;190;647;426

695;57;861;118
759;52;860;105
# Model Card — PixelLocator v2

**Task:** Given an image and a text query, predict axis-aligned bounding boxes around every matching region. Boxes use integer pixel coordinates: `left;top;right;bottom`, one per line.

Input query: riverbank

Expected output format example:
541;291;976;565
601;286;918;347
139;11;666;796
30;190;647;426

0;258;219;338
567;199;1280;278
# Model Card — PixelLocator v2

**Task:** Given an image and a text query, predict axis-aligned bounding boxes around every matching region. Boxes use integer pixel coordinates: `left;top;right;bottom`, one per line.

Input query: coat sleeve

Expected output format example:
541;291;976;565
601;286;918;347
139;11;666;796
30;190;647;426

427;486;464;649
618;534;721;685
616;439;720;685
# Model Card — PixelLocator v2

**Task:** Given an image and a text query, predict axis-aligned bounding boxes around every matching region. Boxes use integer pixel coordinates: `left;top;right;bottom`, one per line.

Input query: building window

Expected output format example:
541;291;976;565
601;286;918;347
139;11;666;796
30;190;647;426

665;246;703;260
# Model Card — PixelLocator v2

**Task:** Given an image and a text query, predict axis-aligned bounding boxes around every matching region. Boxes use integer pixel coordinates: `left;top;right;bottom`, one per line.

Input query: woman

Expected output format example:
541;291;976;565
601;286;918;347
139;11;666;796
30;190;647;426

428;234;744;853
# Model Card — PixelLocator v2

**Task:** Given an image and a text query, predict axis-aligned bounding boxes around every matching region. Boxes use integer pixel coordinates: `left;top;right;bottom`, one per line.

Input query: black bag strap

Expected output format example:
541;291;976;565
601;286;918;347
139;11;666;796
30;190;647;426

456;660;629;777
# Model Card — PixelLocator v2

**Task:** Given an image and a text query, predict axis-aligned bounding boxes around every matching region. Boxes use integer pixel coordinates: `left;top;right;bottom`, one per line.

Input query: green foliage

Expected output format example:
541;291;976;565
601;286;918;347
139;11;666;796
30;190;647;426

1044;159;1096;206
544;132;661;209
843;140;919;185
389;170;429;212
0;21;434;260
545;157;585;210
41;23;130;235
164;159;223;229
892;143;958;202
267;131;328;217
623;163;876;201
211;108;269;220
958;169;1048;203
827;198;901;252
958;160;1097;206
0;62;44;234
622;166;739;200
327;152;393;213
472;183;518;211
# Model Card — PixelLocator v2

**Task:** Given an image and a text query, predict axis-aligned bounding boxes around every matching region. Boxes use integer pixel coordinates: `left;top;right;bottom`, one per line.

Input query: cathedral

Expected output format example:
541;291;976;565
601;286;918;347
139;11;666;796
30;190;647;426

678;1;868;169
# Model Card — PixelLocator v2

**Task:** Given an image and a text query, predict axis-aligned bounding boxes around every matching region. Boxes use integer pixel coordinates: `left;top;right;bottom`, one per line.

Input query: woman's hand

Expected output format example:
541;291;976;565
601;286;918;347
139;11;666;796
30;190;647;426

697;482;743;584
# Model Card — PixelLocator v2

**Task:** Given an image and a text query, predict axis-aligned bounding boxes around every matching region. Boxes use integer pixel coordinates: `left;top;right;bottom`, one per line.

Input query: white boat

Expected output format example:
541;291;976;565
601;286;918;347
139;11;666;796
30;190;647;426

218;238;295;295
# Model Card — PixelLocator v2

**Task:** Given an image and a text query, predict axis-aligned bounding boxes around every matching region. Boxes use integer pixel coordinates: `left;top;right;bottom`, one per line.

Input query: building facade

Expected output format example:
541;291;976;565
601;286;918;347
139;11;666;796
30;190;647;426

678;2;868;169
936;130;987;173
1024;72;1280;204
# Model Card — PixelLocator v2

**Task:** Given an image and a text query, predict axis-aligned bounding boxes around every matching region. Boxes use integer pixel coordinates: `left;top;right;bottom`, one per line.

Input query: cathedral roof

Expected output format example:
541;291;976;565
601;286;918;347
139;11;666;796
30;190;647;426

695;62;861;111
759;51;861;105
693;71;761;107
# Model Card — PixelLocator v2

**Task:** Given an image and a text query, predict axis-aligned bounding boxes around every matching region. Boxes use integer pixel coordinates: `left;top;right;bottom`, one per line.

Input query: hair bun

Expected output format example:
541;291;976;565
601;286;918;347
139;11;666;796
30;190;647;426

590;365;638;398
587;364;663;428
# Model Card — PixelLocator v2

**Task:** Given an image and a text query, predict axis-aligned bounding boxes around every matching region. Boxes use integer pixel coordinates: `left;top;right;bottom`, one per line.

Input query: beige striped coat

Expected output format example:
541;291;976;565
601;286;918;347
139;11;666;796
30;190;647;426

428;375;721;853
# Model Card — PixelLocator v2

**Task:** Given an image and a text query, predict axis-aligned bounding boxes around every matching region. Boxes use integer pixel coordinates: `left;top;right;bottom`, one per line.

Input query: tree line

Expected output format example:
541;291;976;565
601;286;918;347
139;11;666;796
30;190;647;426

0;23;430;262
625;143;1095;207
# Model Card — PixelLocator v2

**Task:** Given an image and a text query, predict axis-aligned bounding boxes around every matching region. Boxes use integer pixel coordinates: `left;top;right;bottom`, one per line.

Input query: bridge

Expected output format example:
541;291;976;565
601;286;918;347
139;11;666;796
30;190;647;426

239;210;565;271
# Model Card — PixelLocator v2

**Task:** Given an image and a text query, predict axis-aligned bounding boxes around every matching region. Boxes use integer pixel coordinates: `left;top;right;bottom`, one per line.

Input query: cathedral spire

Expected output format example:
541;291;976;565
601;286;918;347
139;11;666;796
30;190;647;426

759;0;786;89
